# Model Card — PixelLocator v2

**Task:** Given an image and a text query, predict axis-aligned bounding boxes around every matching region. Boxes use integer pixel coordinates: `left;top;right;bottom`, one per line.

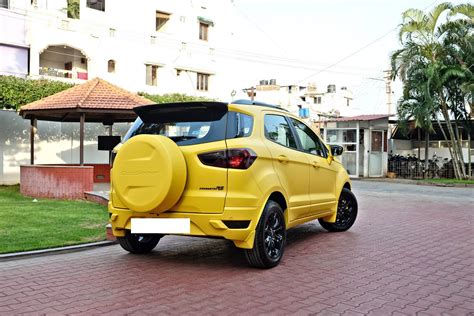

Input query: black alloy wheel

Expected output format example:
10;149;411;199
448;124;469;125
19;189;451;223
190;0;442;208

117;230;162;254
319;188;358;232
245;200;286;268
264;211;285;260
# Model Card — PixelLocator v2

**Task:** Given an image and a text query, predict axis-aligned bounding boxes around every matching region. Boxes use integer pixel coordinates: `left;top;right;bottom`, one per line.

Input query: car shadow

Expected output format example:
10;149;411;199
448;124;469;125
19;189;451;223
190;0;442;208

119;220;329;269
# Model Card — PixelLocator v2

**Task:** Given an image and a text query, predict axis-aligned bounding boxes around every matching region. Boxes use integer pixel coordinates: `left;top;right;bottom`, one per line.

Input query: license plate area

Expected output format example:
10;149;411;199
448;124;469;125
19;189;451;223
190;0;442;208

131;218;190;234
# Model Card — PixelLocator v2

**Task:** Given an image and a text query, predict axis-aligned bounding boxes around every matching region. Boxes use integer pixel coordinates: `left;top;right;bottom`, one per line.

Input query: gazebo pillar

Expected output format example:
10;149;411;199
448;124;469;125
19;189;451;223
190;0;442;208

80;113;85;166
30;117;37;165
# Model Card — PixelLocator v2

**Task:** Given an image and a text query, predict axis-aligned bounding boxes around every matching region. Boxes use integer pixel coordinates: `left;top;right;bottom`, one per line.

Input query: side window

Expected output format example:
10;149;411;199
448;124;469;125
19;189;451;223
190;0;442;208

226;111;253;139
290;118;327;157
264;115;297;149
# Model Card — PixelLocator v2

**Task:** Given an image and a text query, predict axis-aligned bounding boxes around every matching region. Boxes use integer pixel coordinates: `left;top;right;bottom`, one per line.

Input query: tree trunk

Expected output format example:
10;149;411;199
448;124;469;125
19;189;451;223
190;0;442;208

439;99;465;179
436;117;460;179
424;130;429;179
468;132;472;179
454;121;464;163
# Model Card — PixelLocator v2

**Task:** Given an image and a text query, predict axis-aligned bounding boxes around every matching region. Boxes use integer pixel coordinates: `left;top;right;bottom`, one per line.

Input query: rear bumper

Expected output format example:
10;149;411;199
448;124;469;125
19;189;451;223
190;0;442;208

108;203;261;249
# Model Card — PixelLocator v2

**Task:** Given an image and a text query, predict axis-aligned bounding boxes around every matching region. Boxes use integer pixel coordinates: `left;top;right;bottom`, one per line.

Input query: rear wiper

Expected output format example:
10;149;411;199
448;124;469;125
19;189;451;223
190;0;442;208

169;136;198;141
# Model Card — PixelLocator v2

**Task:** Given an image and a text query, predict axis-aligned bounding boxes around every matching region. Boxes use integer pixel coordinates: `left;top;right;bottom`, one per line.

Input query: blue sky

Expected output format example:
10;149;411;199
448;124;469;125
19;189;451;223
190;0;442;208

231;0;465;114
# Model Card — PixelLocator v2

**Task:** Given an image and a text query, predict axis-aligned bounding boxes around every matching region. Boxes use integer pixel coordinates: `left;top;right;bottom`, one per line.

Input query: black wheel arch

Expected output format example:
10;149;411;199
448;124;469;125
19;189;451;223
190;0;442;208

267;191;287;212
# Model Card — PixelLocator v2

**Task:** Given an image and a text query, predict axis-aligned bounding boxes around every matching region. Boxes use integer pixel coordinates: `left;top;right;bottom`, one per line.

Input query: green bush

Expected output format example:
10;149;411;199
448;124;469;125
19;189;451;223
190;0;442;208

138;92;214;104
66;0;80;19
0;76;74;110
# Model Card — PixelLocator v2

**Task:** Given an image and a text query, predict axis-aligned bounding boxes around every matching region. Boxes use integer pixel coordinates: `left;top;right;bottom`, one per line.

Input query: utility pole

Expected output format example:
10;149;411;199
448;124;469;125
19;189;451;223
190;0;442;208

384;70;393;115
367;70;393;115
244;86;256;101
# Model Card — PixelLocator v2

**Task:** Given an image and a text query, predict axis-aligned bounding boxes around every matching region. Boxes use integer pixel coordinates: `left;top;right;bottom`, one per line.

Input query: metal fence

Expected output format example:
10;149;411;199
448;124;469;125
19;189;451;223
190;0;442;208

388;154;461;179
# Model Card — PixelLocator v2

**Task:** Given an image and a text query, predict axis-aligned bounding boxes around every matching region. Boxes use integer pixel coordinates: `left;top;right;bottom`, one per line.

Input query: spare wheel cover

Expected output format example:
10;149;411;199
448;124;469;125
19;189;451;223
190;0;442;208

112;135;187;212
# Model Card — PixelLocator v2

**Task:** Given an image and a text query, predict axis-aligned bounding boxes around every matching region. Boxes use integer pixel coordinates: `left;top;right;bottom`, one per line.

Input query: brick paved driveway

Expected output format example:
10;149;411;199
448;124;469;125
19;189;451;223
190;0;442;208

1;181;473;315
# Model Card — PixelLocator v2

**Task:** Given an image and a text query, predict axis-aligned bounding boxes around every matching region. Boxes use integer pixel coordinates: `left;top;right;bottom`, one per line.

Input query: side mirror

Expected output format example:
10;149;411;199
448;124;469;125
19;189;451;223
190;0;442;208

330;145;343;156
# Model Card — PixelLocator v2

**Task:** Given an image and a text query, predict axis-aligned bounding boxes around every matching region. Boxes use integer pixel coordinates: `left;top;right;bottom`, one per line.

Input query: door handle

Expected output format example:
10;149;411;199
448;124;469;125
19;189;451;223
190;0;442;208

277;155;289;163
312;161;320;168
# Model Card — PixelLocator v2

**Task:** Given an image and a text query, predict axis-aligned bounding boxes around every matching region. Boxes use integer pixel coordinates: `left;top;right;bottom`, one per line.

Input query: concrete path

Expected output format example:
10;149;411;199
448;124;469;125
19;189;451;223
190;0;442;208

0;181;472;315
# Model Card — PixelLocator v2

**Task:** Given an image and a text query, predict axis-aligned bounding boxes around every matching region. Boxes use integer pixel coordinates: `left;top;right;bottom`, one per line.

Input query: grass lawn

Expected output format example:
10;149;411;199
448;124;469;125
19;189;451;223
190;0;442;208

0;185;109;254
420;178;474;185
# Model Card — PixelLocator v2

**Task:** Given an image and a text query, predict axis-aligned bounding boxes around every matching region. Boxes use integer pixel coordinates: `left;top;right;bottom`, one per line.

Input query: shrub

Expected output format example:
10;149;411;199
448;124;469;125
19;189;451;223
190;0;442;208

138;92;214;104
0;76;74;110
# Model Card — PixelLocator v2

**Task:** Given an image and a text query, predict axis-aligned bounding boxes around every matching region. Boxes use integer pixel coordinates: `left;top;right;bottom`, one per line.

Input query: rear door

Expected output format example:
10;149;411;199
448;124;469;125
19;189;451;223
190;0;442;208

263;113;311;222
289;117;337;215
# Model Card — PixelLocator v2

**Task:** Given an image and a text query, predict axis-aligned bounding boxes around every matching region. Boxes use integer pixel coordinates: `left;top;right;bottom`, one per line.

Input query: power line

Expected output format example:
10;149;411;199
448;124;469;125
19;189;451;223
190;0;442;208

232;2;287;54
1;0;440;87
293;0;441;84
0;8;381;74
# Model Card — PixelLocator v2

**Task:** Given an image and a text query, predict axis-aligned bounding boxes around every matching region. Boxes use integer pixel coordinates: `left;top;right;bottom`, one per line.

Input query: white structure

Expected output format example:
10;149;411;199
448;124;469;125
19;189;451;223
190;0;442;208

0;0;29;77
0;109;131;184
323;115;389;178
303;83;354;118
1;0;243;99
251;81;355;119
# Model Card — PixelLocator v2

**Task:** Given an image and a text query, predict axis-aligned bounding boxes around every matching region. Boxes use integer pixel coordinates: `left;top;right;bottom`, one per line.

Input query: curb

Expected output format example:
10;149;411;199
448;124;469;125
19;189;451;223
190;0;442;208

0;240;116;260
351;178;474;188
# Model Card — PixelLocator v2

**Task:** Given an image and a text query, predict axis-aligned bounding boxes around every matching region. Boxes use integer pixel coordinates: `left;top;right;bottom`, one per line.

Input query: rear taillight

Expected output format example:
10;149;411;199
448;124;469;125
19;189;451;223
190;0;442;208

198;148;257;169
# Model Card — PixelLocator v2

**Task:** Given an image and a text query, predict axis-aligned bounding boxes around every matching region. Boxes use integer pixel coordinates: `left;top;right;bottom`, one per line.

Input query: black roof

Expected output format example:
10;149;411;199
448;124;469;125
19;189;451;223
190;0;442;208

232;99;289;112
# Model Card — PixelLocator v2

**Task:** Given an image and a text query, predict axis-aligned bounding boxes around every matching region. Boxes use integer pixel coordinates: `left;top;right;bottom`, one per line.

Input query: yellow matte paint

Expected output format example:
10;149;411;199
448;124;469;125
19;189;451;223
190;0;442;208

111;135;187;212
109;102;351;248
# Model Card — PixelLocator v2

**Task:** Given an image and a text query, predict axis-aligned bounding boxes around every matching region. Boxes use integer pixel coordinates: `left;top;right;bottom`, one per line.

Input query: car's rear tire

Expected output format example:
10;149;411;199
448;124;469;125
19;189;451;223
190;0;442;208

117;230;162;254
244;201;286;269
319;188;358;232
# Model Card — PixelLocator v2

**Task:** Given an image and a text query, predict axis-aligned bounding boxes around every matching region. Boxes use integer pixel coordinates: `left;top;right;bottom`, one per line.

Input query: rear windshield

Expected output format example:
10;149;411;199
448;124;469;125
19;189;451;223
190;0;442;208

123;116;227;146
123;109;253;146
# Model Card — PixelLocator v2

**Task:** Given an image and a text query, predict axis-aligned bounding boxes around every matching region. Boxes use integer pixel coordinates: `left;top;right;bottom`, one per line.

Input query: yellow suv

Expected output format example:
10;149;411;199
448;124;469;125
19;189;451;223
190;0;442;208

109;100;357;268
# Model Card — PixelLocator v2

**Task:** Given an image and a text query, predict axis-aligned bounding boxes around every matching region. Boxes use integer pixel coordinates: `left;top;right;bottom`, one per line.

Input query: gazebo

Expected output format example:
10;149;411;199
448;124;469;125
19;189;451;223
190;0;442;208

18;78;153;199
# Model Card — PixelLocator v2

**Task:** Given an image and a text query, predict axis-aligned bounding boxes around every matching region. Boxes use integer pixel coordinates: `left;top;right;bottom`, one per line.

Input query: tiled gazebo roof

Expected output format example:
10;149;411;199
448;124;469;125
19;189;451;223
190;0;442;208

19;78;153;123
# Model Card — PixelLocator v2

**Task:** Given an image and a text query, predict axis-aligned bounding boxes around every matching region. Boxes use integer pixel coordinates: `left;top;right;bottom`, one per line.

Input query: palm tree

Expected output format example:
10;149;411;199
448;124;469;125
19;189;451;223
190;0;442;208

391;2;473;179
396;58;437;176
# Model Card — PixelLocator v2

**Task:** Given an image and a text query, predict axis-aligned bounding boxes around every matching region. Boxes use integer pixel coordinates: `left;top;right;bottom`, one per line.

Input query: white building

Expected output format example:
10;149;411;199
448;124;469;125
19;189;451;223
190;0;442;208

0;0;29;78
249;80;355;120
302;83;354;118
1;0;244;99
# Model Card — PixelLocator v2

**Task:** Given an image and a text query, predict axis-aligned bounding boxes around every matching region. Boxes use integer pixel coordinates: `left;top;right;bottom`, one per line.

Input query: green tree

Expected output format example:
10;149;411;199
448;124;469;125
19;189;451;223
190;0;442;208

138;92;215;103
66;0;80;19
0;76;74;110
391;2;473;179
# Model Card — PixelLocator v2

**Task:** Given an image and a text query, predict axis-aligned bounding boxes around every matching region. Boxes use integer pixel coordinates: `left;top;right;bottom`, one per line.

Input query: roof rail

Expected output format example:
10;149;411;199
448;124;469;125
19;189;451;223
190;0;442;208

232;99;289;112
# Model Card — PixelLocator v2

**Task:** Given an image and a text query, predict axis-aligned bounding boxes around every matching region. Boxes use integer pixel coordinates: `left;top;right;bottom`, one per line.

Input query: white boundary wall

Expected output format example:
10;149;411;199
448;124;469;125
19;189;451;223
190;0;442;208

0;109;131;184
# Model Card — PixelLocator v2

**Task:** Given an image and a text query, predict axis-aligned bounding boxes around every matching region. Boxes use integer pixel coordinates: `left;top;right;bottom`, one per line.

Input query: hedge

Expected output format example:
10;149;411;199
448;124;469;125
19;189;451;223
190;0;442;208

138;92;214;104
0;76;74;110
0;76;214;111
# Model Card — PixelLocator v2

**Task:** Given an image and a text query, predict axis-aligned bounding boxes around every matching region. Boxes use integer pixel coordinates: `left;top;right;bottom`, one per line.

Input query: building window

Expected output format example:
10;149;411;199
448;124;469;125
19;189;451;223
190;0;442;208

156;11;170;31
199;22;209;41
108;60;115;73
315;96;322;104
146;64;158;86
87;0;105;11
197;73;209;91
109;28;116;37
0;0;9;9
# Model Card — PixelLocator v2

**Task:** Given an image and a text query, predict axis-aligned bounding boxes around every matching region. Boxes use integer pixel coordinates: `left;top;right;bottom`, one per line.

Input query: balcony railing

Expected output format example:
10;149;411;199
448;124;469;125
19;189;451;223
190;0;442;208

39;67;88;80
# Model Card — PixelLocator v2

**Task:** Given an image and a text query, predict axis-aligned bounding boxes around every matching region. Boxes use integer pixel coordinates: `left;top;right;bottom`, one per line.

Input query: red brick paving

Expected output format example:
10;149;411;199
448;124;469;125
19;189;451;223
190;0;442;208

0;182;473;315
